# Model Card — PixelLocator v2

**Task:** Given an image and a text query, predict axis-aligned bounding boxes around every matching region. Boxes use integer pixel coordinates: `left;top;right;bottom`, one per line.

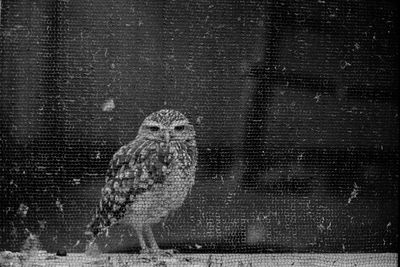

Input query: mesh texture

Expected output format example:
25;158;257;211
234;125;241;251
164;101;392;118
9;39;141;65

0;0;398;266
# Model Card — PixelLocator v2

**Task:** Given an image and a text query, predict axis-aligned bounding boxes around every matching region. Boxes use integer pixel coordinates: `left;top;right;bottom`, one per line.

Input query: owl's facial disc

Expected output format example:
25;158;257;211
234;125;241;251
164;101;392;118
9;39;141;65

138;109;195;143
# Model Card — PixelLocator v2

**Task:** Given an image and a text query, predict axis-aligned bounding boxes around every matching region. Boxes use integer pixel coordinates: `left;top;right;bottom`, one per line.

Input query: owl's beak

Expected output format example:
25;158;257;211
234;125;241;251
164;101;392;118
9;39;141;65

163;131;170;143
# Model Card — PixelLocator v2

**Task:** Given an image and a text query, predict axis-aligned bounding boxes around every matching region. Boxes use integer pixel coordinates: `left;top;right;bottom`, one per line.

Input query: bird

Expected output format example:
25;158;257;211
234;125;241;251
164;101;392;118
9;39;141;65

87;109;197;256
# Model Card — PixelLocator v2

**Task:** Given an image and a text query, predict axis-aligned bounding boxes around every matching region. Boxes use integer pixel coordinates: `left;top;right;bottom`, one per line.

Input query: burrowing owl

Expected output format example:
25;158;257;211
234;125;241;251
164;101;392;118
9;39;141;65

88;109;197;255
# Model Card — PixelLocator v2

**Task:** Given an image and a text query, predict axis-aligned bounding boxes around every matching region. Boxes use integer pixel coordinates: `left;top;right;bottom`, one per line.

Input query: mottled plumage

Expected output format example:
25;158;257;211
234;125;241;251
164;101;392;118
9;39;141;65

88;109;197;254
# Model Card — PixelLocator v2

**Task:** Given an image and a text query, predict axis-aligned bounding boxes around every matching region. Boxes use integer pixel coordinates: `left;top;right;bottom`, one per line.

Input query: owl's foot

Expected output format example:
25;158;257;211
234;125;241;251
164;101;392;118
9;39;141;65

138;248;175;263
151;248;175;257
138;248;154;262
139;248;151;254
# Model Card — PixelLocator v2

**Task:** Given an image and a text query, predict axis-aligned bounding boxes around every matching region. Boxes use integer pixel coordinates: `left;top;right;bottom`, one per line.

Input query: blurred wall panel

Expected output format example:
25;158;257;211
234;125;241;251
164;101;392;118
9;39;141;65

0;1;46;144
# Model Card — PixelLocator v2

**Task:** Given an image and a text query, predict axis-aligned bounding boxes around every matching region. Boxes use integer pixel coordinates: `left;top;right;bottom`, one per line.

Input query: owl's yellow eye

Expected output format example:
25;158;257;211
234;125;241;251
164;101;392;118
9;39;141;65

148;126;160;132
174;125;185;131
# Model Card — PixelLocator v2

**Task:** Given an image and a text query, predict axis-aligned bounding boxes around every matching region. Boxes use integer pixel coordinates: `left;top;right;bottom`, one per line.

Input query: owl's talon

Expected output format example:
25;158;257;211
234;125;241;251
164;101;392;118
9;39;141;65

151;248;175;257
138;249;153;262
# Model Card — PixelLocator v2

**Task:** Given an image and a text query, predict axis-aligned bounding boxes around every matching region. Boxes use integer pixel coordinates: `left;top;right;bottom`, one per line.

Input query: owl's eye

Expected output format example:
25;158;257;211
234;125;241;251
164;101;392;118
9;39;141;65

148;126;160;132
174;125;185;131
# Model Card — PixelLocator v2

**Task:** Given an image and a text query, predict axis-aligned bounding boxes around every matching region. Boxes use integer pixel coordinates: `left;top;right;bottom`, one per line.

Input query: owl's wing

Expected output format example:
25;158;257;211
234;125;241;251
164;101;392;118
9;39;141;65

88;138;167;236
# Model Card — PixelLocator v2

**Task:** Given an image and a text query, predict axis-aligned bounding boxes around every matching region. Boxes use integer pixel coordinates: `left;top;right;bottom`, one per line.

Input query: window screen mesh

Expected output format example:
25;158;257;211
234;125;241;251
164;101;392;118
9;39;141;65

0;0;398;265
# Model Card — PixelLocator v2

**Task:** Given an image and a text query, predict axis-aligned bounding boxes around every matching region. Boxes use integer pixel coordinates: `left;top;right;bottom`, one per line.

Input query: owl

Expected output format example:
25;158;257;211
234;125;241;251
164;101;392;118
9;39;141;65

88;109;197;256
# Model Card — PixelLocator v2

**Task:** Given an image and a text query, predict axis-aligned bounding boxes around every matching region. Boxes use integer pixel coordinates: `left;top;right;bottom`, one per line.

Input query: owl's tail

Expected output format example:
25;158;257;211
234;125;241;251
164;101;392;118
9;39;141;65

85;206;108;238
84;209;104;256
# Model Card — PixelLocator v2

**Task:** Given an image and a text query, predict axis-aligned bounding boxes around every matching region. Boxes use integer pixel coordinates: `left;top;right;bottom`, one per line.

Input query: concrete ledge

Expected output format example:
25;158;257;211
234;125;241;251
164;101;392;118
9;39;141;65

1;251;397;267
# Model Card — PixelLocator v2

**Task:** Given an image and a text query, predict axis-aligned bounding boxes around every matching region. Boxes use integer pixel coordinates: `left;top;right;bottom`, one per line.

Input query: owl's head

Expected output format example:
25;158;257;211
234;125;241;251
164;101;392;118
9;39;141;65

137;109;196;143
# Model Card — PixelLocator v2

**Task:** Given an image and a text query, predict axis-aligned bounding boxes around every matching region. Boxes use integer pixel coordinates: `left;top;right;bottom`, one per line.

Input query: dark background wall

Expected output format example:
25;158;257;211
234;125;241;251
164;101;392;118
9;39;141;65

0;0;398;253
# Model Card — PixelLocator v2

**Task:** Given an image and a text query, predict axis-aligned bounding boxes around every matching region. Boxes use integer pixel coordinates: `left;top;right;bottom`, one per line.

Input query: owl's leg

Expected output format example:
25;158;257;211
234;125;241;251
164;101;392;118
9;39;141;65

143;224;174;256
135;226;150;254
143;223;159;251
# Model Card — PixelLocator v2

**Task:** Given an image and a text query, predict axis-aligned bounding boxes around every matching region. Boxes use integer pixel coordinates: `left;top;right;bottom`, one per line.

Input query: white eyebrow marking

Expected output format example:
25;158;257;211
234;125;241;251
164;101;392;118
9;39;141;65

170;120;189;127
144;121;161;127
